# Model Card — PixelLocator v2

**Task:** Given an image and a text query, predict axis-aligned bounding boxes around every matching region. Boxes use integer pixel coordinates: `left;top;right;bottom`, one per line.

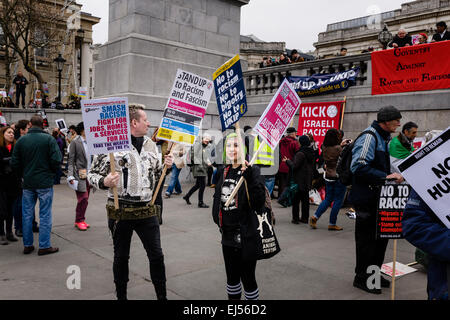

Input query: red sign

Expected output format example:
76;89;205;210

372;41;450;95
297;101;344;151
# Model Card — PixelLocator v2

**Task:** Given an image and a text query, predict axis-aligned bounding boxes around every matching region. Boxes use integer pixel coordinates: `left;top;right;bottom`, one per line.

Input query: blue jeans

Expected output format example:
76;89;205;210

166;164;182;195
313;180;346;225
264;176;275;196
22;188;53;248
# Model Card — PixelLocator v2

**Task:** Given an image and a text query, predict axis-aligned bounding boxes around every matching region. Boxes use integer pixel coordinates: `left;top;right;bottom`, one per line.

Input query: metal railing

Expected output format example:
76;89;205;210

243;53;372;96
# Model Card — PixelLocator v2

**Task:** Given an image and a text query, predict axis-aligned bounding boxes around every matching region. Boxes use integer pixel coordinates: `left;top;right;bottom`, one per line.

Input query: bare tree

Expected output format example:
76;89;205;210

0;0;70;92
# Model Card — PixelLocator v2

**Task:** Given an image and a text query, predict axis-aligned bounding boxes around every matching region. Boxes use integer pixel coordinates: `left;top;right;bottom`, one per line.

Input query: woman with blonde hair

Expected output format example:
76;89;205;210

212;133;266;300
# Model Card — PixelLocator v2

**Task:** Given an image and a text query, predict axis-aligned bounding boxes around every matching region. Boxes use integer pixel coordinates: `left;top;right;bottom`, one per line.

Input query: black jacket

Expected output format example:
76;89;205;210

388;35;412;48
0;145;21;196
432;31;450;42
286;146;315;192
212;165;266;259
13;76;28;91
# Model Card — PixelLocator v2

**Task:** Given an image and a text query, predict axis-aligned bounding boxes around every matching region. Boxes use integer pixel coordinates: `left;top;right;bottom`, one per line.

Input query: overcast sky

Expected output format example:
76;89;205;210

77;0;412;52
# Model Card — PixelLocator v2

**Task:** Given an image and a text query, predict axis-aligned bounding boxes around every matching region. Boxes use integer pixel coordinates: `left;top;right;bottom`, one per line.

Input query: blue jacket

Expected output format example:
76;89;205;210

348;121;391;209
403;189;449;300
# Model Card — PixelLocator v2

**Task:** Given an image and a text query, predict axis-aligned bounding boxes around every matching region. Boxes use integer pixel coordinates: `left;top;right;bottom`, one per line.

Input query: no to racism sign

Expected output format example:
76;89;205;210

398;127;450;229
213;55;248;131
156;69;214;145
372;41;450;95
377;182;410;239
297;101;344;151
81;97;131;155
254;79;301;149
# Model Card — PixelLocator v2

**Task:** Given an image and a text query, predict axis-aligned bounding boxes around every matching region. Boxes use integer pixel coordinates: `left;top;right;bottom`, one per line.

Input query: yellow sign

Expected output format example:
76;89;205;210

156;127;195;145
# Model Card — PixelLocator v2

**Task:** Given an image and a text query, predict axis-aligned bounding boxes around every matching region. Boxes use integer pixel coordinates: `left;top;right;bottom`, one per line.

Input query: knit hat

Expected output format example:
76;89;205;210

298;135;310;147
419;33;428;39
377;106;402;123
286;127;296;134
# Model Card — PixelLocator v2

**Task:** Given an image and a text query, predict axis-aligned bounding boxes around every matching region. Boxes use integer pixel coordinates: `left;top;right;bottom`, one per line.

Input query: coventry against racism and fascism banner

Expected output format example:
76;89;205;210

376;182;410;239
81;97;131;155
398;127;450;229
287;67;359;97
156;69;214;145
372;41;450;95
297;101;345;151
254;79;302;149
213;54;248;131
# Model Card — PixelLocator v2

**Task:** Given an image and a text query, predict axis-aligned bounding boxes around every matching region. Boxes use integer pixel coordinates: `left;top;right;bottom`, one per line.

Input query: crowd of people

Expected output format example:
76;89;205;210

0;102;448;300
259;21;449;67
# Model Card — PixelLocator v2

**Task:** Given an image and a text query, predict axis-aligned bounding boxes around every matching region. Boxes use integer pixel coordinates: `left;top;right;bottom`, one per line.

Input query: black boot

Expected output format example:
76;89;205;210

154;282;167;300
115;282;127;300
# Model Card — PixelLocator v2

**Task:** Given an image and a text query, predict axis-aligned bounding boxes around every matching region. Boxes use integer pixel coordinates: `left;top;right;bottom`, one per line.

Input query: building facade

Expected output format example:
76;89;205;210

0;0;100;106
314;0;450;58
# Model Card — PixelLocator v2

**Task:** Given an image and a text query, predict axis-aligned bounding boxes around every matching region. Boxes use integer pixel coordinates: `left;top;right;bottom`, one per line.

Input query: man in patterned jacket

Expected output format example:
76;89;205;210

88;104;173;300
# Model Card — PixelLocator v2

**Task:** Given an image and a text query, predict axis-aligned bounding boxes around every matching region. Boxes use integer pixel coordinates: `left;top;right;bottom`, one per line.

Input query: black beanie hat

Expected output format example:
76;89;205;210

377;106;402;122
299;135;311;147
286;127;296;134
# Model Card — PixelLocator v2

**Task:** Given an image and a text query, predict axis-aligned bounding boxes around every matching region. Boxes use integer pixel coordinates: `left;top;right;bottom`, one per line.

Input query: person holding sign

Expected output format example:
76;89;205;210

348;106;404;294
403;189;450;300
87;104;173;300
212;133;266;300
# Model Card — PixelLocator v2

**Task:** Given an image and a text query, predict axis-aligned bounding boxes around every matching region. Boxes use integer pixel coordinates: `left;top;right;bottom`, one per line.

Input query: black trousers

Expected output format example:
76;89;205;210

15;89;25;107
185;176;206;203
292;189;310;221
354;208;389;280
0;192;16;235
278;172;290;197
108;216;166;287
222;245;258;299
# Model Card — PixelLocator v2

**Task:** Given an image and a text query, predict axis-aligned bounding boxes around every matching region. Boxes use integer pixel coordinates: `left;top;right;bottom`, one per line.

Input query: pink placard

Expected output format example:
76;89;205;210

255;80;301;149
168;98;206;118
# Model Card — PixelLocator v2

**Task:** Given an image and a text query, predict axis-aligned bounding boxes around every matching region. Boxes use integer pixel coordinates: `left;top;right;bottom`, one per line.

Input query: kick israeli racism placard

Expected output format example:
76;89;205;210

398;127;450;229
297;101;344;151
213;54;248;131
81;97;131;155
156;69;214;145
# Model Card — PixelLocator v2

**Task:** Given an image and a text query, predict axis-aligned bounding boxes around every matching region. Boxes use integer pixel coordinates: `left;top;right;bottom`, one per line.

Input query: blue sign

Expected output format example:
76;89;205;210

287;67;360;97
213;55;248;131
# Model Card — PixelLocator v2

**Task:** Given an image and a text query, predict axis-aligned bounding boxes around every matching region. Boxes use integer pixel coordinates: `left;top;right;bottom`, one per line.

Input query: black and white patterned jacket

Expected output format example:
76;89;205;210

88;136;162;203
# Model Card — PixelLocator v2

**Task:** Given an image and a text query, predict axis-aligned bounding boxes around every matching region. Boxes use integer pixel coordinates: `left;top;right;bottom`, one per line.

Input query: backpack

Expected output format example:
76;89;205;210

336;130;378;186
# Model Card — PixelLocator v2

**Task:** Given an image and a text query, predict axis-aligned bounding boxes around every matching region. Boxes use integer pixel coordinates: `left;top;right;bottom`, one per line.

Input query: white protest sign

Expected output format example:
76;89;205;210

81;97;131;155
156;69;214;145
398;127;450;229
381;262;418;278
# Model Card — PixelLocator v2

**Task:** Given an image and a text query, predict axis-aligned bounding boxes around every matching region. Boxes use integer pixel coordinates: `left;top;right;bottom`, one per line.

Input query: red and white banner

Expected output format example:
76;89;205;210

297;101;344;151
372;41;450;95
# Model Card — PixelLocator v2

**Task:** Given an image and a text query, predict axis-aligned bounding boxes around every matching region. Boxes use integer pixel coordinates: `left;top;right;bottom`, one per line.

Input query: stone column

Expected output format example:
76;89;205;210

81;42;91;93
95;0;249;125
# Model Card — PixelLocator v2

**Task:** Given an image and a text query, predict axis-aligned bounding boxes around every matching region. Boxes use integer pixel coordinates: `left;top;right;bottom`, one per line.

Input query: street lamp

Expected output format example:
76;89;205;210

53;53;66;108
378;25;393;50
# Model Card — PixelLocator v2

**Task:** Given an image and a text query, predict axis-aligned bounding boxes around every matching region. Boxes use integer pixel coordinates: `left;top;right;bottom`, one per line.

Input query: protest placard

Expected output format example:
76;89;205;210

398;127;450;229
156;69;214;145
79;87;88;99
213;54;248;132
36;109;49;128
377;182;410;239
81;97;131;155
55;118;68;133
381;262;418;278
297;100;345;151
0;91;7;98
254;79;302;149
225;79;301;207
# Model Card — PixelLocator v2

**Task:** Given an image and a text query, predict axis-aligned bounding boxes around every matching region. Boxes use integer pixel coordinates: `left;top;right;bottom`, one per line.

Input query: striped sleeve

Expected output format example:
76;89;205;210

350;130;376;173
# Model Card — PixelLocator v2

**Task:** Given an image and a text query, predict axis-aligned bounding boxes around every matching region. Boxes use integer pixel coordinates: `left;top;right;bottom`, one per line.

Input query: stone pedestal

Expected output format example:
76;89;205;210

95;0;249;129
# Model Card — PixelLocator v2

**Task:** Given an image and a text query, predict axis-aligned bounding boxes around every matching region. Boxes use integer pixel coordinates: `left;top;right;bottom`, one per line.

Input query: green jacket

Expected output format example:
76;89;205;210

11;127;62;189
191;141;211;177
389;134;414;159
